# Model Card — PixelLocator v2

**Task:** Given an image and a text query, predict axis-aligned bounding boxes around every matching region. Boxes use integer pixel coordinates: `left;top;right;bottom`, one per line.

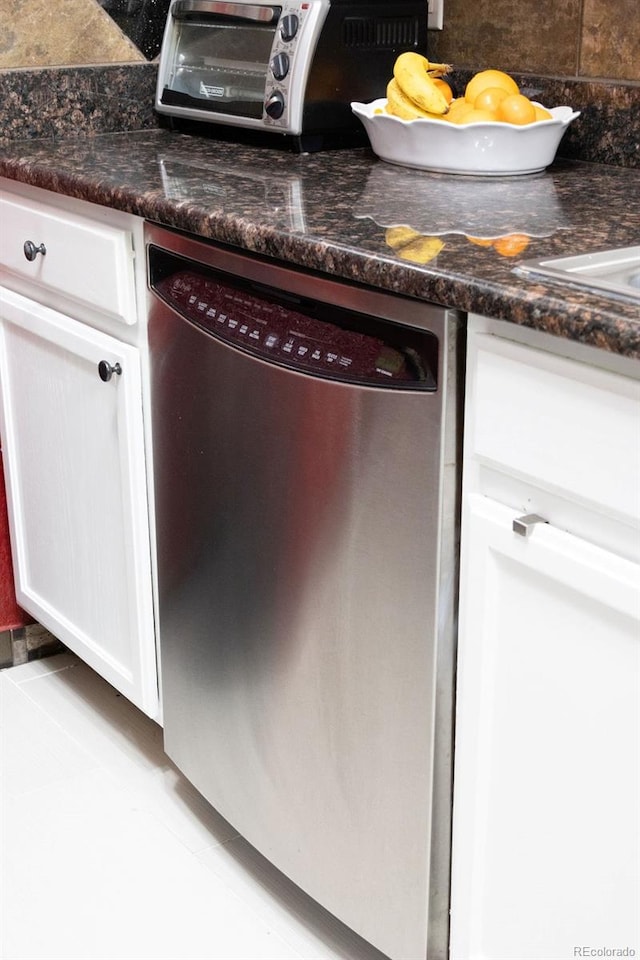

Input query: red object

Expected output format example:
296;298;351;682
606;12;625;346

0;451;32;630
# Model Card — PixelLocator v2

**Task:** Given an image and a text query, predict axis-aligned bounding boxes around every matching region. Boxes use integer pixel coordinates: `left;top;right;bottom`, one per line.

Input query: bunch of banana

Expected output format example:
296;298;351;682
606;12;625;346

385;52;451;120
385;226;444;265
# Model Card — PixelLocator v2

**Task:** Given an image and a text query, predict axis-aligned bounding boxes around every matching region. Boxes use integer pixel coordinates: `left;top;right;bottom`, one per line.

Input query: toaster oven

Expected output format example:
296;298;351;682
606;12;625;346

155;0;427;150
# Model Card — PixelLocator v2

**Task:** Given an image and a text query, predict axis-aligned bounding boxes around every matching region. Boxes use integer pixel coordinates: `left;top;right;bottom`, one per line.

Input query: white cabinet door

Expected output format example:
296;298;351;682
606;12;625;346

0;192;137;325
450;493;640;960
0;286;157;717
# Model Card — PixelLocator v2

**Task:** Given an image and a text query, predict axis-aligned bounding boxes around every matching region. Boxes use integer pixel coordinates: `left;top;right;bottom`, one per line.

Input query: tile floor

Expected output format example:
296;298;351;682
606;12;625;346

0;653;387;960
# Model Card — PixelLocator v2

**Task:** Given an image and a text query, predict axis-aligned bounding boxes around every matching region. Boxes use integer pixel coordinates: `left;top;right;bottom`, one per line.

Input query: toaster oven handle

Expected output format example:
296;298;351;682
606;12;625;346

171;0;281;22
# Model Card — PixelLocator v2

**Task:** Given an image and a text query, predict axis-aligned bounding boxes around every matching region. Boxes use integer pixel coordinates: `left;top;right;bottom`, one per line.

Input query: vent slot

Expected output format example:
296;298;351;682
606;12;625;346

343;17;419;49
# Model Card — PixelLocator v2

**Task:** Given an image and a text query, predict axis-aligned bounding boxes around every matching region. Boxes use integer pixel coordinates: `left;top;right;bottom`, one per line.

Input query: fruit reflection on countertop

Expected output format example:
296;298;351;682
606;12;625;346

385;227;445;264
384;226;533;263
467;234;532;257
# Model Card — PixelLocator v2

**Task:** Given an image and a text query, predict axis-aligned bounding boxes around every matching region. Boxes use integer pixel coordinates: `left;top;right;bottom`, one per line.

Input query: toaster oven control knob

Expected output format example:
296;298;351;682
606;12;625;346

270;52;290;81
280;13;298;41
265;90;285;119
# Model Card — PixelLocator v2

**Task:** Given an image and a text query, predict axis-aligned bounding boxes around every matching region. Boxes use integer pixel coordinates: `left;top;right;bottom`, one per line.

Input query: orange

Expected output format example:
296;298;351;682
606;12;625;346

474;86;510;114
465;69;519;104
447;98;475;123
447;97;468;114
457;108;498;124
433;78;453;105
492;234;531;257
497;93;537;125
533;104;553;121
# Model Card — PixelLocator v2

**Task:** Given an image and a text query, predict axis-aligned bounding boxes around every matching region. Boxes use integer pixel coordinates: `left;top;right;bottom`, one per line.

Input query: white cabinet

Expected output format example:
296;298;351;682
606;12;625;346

0;191;137;325
0;181;158;718
450;316;640;959
453;494;639;958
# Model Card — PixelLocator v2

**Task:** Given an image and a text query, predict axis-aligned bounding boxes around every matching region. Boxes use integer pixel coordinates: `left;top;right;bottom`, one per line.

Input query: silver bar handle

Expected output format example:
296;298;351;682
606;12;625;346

512;514;548;537
172;0;280;22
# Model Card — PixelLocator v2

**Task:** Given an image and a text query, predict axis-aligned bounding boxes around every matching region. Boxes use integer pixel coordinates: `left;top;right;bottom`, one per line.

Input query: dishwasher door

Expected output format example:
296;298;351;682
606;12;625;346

146;223;462;960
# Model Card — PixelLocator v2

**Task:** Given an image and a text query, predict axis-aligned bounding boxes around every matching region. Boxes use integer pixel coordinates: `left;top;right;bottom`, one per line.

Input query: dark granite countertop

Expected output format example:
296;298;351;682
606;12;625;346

0;128;639;357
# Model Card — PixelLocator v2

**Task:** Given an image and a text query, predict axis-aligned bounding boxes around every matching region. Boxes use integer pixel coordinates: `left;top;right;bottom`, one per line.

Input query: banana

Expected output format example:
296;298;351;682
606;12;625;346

425;61;453;78
386;79;447;121
393;52;450;115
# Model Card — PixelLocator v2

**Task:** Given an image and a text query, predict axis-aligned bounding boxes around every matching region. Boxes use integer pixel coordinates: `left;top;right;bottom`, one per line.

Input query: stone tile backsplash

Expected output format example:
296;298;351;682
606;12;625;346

430;0;639;82
0;63;158;143
431;0;583;77
1;0;145;69
0;0;639;82
579;0;640;81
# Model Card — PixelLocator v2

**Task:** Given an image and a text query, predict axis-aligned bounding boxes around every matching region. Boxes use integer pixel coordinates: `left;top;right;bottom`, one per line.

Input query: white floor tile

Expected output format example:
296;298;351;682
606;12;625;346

11;654;164;775
0;673;99;798
2;767;300;960
3;651;79;684
9;655;240;854
0;654;389;960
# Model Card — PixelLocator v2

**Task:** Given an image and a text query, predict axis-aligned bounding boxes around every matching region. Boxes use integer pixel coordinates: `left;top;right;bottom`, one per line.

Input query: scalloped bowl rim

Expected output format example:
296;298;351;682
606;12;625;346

351;98;580;130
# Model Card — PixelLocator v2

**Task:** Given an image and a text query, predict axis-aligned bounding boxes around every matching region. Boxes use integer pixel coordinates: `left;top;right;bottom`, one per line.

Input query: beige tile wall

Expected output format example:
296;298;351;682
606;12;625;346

0;0;637;81
0;0;144;69
430;0;640;82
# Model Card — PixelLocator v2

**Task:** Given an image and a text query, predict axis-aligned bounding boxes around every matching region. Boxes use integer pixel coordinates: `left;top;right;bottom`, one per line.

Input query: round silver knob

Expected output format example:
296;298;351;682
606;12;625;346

23;240;46;262
265;90;285;120
98;360;122;382
280;13;298;41
270;52;290;81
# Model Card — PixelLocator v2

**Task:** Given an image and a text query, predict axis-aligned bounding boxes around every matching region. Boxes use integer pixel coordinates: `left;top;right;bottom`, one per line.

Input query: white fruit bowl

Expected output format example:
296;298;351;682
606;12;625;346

351;99;580;176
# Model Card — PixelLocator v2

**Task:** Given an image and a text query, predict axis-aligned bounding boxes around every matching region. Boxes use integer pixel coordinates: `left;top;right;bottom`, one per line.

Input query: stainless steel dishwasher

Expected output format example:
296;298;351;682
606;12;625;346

146;222;463;960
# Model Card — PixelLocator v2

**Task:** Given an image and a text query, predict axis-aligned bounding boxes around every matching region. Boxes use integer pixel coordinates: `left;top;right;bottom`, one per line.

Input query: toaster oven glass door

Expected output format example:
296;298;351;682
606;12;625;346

163;8;282;119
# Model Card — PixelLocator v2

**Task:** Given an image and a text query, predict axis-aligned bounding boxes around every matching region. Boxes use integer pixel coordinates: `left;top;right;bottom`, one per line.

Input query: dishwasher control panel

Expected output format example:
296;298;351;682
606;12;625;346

150;247;437;390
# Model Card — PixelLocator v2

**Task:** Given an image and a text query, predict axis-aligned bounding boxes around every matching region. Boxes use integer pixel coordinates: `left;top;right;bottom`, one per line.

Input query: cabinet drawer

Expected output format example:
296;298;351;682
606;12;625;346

0;193;137;325
468;333;640;524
